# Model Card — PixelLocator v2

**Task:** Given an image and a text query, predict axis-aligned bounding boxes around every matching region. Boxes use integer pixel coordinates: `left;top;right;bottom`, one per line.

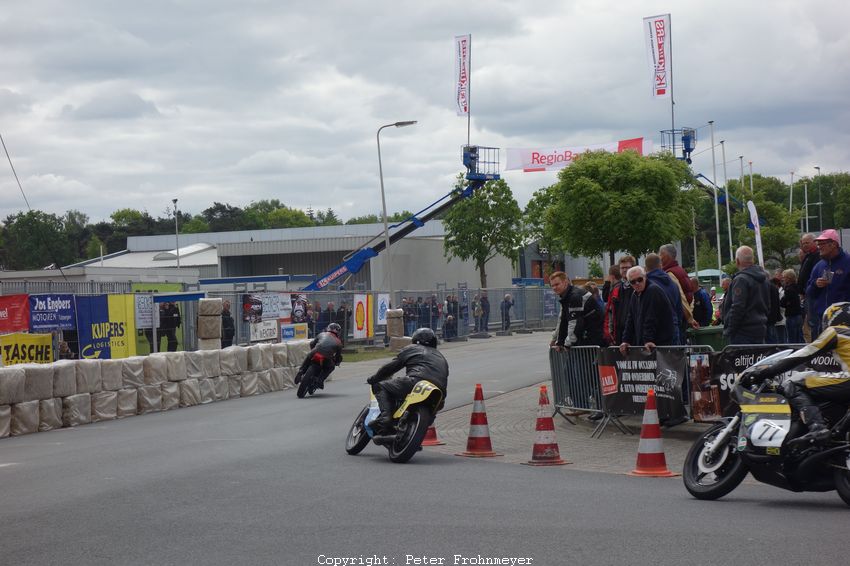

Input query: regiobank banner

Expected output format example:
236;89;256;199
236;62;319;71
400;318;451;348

505;137;652;172
76;295;137;359
0;333;53;365
29;294;76;332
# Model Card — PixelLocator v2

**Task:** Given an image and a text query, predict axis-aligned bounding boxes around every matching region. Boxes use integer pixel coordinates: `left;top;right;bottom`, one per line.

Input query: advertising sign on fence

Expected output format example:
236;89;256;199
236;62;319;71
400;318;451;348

0;332;53;365
242;292;293;323
0;294;30;334
28;294;76;332
376;293;390;326
76;295;137;359
250;320;280;342
280;322;308;342
597;347;687;420
353;294;373;339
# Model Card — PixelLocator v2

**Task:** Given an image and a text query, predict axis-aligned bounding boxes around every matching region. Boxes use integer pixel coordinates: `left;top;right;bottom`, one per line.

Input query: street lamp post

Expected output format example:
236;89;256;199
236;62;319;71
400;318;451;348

789;172;795;213
708;121;722;274
377;121;417;307
814;166;822;231
720;140;733;263
172;198;180;268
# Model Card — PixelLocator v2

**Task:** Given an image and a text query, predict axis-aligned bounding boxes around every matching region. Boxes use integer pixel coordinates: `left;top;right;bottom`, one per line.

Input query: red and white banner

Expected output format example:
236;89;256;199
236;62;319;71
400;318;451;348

0;294;30;334
505;137;652;172
454;34;471;116
353;294;373;340
643;14;671;99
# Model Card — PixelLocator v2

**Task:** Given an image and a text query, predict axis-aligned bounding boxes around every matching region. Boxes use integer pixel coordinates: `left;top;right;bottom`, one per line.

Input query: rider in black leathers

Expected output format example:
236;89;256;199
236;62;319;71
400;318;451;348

744;302;850;445
295;323;343;390
366;327;448;433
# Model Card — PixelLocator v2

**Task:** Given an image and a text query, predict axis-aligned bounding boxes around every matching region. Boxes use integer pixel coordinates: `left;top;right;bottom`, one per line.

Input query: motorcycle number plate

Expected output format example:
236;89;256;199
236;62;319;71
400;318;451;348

747;418;790;448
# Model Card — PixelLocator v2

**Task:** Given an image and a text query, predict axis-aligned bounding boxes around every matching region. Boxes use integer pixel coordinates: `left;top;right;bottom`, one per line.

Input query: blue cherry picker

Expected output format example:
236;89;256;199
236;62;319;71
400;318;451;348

302;145;500;291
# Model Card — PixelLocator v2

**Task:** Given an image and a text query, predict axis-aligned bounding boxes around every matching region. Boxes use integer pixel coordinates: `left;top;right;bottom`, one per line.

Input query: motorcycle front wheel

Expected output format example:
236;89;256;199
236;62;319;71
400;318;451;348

683;422;748;500
345;406;372;455
388;405;431;463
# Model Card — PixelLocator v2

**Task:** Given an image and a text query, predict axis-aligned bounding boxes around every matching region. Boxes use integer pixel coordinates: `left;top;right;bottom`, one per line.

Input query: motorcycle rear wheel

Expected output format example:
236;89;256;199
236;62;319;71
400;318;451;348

345;406;372;455
834;462;850;507
683;422;748;500
388;405;430;463
296;366;316;399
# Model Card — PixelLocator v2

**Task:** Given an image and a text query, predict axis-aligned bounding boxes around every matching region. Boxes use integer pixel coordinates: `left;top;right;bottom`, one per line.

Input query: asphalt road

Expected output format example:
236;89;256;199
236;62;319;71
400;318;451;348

1;333;847;566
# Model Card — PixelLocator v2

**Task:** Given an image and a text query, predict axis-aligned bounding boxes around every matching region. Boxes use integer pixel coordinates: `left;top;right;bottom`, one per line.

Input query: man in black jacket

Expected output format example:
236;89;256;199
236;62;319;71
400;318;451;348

798;233;819;341
221;300;236;347
619;266;677;353
723;246;770;345
367;327;448;433
548;271;585;350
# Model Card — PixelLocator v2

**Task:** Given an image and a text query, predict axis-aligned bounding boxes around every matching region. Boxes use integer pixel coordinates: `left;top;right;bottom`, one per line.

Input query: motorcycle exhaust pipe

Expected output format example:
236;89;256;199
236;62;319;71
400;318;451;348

796;444;850;480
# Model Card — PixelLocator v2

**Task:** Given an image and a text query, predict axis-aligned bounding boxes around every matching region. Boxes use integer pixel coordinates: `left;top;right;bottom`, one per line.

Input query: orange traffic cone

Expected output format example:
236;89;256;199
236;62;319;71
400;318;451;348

456;383;502;458
421;425;445;446
522;385;569;466
629;389;678;477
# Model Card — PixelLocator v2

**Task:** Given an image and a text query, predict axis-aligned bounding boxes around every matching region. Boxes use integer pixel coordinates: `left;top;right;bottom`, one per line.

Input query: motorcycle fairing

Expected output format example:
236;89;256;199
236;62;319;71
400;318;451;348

393;380;443;419
739;393;791;452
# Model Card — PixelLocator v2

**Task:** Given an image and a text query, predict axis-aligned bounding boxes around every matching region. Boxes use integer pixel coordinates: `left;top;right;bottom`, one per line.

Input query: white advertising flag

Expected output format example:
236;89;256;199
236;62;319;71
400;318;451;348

505;138;652;172
643;14;672;99
376;294;390;325
747;201;765;268
454;34;471;116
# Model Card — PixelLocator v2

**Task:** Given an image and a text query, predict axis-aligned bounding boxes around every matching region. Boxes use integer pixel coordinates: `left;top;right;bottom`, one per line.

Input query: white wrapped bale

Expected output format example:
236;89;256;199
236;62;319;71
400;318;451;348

91;391;118;422
199;378;215;404
228;376;242;399
143;353;168;385
198;297;223;316
63;393;92;427
179;379;201;407
165;352;188;382
201;350;221;378
22;363;54;401
39;399;63;432
161;382;179;411
241;372;259;396
270;367;295;390
197;315;221;340
121;356;146;389
0;405;9;438
259;344;275;370
100;359;123;391
197;337;220;351
75;359;102;394
280;367;296;389
271;343;288;367
137;385;162;415
286;340;311;367
0;366;26;405
117;389;138;419
257;370;272;394
11;400;39;435
184;351;204;379
219;346;241;376
52;360;77;398
212;376;229;401
246;345;262;370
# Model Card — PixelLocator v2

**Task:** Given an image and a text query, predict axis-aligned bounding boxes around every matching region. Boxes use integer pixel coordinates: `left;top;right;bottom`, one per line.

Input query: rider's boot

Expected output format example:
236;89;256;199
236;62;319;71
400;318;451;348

797;407;831;445
369;389;394;434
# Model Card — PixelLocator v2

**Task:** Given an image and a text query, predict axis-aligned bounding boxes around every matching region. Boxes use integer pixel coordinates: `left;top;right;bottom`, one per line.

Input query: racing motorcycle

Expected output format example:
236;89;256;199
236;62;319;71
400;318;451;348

295;365;322;398
344;380;444;463
683;349;850;506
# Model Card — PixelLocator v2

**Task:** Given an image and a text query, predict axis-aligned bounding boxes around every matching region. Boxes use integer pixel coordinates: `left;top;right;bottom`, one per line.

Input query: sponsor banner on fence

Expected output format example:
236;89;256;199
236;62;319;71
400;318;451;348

242;292;293;323
376;293;390;325
454;34;470;116
0;333;53;365
280;322;308;342
134;294;157;329
505;138;651;172
29;294;76;332
643;13;672;99
597;347;687;420
0;294;30;334
353;294;373;340
76;295;137;359
250;319;280;342
696;345;844;422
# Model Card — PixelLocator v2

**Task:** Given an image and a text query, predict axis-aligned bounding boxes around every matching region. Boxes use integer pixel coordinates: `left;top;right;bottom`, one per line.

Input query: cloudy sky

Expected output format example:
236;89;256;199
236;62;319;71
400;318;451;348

1;1;848;225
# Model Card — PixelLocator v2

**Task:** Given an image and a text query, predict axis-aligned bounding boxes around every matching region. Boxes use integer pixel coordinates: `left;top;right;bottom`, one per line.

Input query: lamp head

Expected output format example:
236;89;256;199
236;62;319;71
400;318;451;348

394;120;417;128
172;198;178;205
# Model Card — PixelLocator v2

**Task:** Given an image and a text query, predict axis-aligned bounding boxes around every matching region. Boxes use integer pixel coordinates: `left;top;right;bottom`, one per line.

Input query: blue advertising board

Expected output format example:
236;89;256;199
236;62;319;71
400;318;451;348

29;294;76;332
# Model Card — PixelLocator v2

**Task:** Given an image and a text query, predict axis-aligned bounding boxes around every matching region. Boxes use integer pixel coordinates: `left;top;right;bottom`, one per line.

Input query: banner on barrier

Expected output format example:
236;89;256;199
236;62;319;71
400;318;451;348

0;294;30;334
353;294;373;339
280;322;308;342
597;347;687;420
0;332;53;365
29;294;76;332
76;294;137;359
249;319;280;342
376;293;390;325
242;292;293;323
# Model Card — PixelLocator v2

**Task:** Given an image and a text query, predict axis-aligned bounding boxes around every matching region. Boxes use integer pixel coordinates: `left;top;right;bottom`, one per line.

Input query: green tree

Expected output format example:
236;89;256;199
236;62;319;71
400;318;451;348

443;176;524;287
345;210;414;225
1;210;75;269
63;209;91;263
542;151;696;261
523;184;564;271
85;234;105;260
202;202;261;232
315;208;342;226
181;215;211;234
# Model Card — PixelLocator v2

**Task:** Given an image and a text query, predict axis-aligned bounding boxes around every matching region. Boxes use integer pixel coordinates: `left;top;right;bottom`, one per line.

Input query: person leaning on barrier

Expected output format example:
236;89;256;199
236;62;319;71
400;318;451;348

549;271;585;351
722;246;770;345
806;229;850;337
603;255;636;346
798;232;820;341
619;266;677;355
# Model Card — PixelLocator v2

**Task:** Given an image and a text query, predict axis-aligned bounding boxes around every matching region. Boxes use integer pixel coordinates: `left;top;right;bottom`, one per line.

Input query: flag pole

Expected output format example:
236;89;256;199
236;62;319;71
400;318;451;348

467;34;471;147
668;14;675;135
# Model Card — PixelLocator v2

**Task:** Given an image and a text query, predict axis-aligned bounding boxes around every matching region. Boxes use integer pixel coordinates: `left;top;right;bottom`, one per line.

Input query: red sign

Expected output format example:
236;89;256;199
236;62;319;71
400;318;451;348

598;365;619;396
0;294;30;334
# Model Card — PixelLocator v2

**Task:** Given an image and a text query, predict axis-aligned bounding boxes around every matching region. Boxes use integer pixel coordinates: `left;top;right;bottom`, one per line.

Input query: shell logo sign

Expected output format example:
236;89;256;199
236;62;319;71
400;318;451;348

352;294;373;339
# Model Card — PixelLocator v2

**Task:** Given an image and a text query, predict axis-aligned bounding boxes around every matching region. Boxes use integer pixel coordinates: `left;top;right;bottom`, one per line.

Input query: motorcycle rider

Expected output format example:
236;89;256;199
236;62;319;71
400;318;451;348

744;302;850;445
366;327;449;434
294;322;343;390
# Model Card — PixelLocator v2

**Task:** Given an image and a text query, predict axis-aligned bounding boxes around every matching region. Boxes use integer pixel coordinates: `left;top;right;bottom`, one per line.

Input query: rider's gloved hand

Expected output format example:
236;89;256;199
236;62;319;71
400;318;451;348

366;374;381;385
741;364;772;388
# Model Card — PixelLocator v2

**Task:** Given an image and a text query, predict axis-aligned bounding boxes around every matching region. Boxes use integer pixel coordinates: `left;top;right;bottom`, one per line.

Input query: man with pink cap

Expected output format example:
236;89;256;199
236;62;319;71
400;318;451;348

806;229;850;335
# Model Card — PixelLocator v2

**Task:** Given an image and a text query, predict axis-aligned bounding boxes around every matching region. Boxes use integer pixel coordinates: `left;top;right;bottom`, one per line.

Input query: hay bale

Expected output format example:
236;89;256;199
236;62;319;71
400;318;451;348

270;343;288;367
38;398;63;432
91;391;118;422
121;356;146;389
241;372;258;396
184;351;204;379
52;360;77;397
228;375;242;399
62;393;92;427
0;366;26;405
201;350;221;378
137;385;162;415
75;359;102;394
117;389;138;419
100;359;123;391
11;400;39;435
22;363;54;401
161;382;179;411
197;315;221;339
199;378;215;404
198;297;223;316
197;338;220;351
143;353;168;385
257;370;272;394
259;344;275;370
0;405;10;438
179;379;201;407
285;340;311;366
164;352;188;381
212;376;229;401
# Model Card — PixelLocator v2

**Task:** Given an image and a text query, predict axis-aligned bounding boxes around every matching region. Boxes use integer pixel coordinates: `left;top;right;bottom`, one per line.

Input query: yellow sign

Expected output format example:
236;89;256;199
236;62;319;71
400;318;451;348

0;333;54;365
108;294;138;359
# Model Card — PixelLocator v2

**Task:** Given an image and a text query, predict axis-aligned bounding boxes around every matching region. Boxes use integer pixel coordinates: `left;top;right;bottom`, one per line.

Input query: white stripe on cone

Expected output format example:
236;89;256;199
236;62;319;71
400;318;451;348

637;437;665;454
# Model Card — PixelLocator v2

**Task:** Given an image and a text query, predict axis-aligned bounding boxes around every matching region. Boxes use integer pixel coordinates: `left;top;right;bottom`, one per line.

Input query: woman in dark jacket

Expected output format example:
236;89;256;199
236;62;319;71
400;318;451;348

781;268;804;343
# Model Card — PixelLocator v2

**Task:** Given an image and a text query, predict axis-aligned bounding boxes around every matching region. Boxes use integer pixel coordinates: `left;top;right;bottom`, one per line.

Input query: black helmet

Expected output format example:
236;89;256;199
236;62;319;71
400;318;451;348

822;302;850;329
326;323;342;336
411;327;437;348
